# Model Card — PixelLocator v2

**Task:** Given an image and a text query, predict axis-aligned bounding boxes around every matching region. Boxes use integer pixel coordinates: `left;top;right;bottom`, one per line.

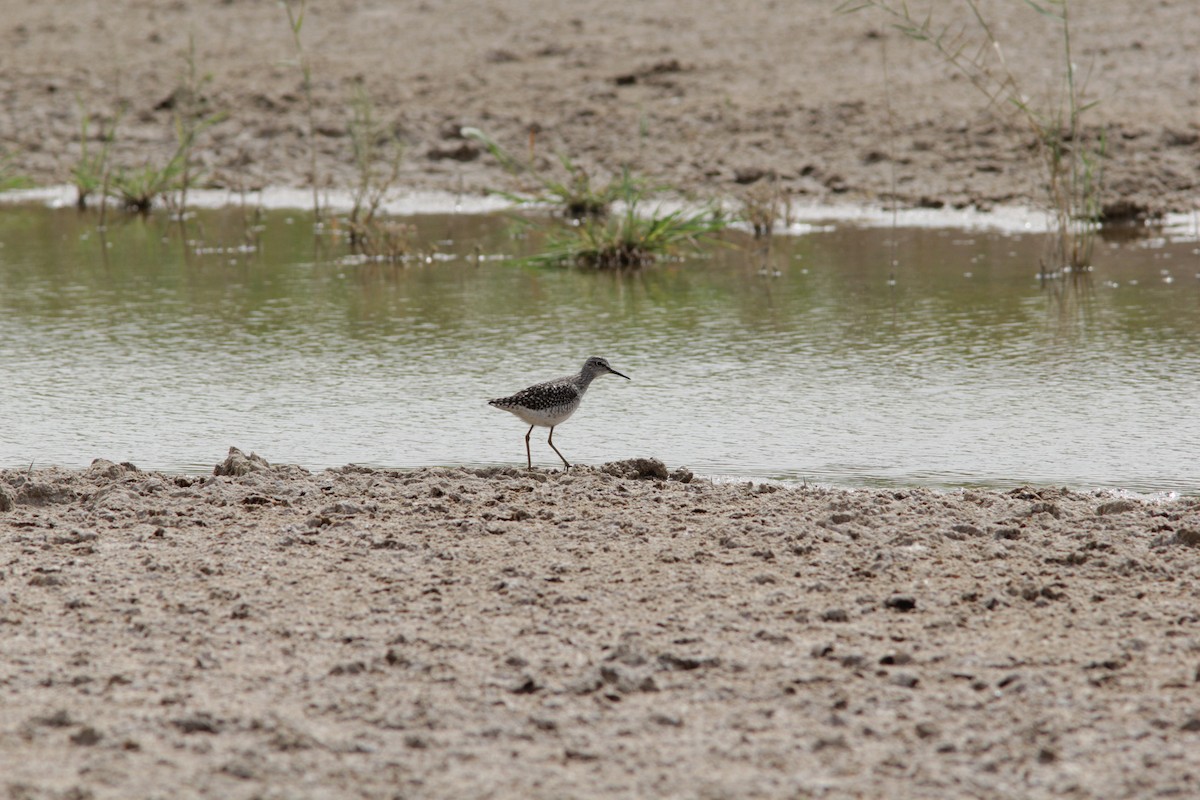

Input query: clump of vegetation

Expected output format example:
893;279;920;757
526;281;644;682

167;34;226;214
75;37;223;214
109;158;188;213
841;0;1103;269
463;127;629;219
71;103;120;208
342;85;405;252
523;173;729;270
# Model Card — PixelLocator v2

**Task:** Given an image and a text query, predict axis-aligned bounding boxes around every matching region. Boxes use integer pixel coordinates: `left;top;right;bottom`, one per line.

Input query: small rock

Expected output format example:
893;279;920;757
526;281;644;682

85;458;140;480
564;747;599;762
879;651;913;665
734;166;770;184
0;485;14;512
171;713;222;734
1028;501;1062;518
813;735;849;751
328;661;366;676
15;482;77;506
890;672;920;688
821;608;849;623
657;653;720;671
426;142;479;162
996;673;1022;689
601;458;669;480
213;447;271;476
599;665;657;693
668;466;694;483
31;710;73;728
1096;500;1136;516
1174;528;1200;547
607;635;648;666
1084;657;1127;671
510;676;540;695
884;595;917;612
70;726;102;746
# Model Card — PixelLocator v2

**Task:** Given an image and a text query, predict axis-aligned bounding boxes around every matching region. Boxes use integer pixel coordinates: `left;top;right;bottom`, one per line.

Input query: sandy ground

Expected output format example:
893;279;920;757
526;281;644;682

2;450;1200;799
4;3;1200;798
1;1;1198;218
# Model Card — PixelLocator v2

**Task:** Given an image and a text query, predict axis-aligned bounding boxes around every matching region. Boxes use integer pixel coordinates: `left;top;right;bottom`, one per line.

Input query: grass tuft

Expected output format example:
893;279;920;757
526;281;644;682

71;103;120;209
521;173;728;270
110;159;187;213
343;85;405;251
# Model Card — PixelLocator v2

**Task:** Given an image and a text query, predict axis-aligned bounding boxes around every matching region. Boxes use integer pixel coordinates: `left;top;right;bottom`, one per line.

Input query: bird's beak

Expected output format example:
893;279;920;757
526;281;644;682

610;367;631;380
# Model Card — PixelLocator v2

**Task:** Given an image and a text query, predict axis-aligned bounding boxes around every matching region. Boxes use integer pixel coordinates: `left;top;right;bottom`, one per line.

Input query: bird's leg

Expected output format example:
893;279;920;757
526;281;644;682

524;425;534;469
547;426;571;470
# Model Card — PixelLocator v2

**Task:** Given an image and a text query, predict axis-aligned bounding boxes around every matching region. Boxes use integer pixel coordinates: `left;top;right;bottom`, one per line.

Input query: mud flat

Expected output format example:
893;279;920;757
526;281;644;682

2;450;1199;798
2;1;1198;218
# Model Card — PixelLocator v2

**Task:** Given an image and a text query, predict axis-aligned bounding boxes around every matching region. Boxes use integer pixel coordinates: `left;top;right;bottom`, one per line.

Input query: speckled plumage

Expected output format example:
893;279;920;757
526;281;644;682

489;356;630;469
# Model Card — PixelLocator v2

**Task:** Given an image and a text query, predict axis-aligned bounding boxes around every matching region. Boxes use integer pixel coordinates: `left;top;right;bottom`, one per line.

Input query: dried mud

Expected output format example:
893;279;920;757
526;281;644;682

3;451;1200;798
1;1;1198;218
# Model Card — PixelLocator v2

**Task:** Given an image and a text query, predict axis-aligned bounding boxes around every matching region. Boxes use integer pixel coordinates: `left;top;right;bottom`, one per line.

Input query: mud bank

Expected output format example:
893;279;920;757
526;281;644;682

2;451;1199;798
1;1;1198;218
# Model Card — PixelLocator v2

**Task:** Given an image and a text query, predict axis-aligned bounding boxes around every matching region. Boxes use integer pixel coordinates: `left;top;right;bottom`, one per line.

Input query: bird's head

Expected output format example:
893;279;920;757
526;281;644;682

582;356;630;381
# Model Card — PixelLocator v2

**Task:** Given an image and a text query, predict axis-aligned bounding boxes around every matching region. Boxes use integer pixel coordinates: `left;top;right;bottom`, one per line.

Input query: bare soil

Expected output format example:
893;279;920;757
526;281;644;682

2;452;1200;799
1;1;1198;218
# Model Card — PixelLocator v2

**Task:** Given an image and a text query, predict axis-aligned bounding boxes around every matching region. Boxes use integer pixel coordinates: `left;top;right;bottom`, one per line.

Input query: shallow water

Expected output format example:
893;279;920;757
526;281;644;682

1;203;1198;492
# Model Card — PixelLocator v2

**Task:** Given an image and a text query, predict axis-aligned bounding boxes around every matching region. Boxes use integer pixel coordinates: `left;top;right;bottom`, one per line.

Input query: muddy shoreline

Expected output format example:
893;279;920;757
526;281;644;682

3;451;1200;798
2;1;1197;219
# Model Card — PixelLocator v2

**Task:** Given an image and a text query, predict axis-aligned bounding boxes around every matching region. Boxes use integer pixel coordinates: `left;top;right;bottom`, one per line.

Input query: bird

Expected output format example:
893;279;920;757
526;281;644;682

489;356;630;470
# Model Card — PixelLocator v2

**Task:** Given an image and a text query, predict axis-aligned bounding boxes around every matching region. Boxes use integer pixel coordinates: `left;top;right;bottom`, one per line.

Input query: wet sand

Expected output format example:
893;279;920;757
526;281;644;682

3;451;1200;798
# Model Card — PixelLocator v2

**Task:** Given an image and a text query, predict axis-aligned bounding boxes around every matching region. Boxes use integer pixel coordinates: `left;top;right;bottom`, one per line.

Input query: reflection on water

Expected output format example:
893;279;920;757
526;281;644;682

1;204;1198;492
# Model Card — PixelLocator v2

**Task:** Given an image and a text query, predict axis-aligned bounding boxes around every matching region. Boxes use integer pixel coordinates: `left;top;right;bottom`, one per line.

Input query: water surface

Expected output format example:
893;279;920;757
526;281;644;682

1;204;1197;492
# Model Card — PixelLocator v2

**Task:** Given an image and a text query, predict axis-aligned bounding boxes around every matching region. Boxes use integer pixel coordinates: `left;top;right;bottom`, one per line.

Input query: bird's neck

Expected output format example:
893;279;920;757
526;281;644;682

575;369;599;390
